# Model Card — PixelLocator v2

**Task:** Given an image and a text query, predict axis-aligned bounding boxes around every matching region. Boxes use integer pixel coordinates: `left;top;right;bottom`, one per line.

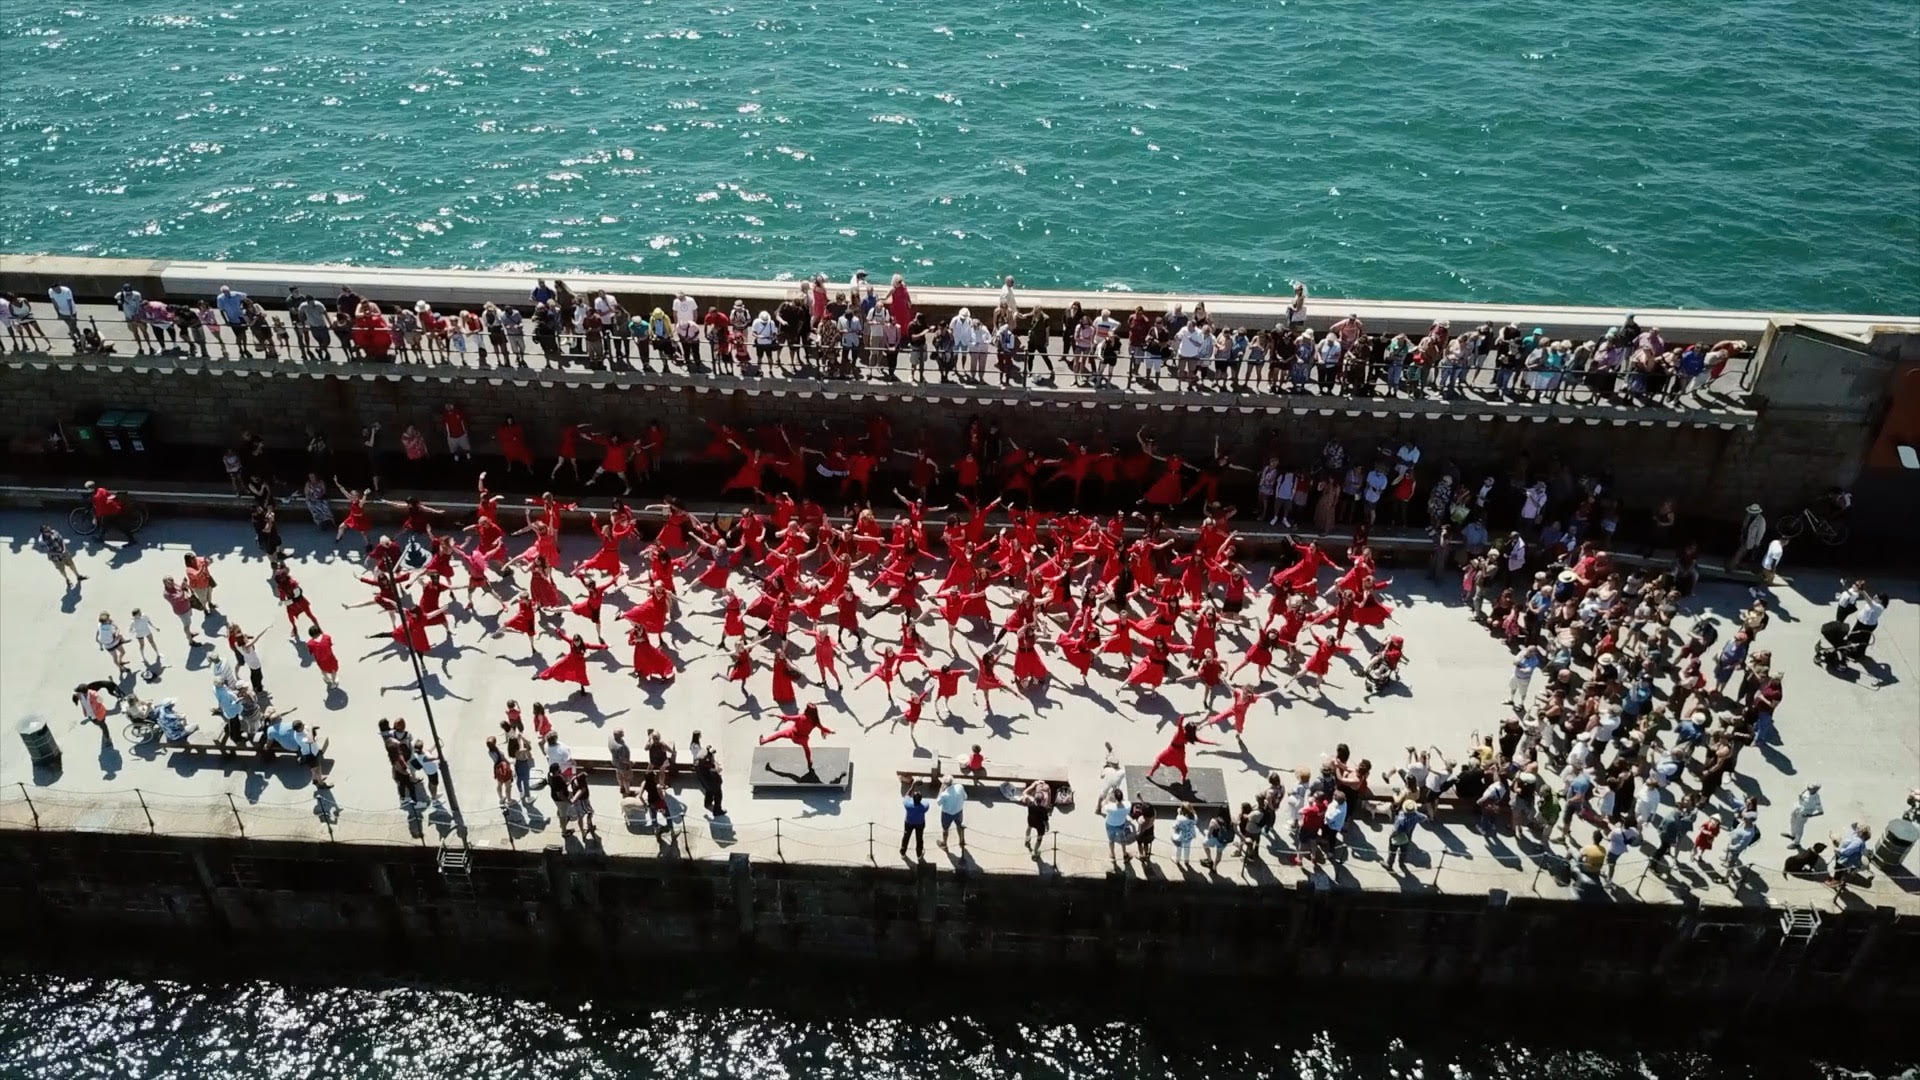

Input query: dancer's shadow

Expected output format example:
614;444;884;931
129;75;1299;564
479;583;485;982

546;695;628;726
1201;741;1274;777
96;730;124;780
323;685;350;711
60;585;82;615
1061;681;1112;708
380;672;471;703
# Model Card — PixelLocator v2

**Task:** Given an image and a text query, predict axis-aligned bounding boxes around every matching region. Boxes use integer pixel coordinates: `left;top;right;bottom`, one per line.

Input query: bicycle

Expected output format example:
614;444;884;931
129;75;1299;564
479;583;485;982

1774;506;1848;547
68;497;150;538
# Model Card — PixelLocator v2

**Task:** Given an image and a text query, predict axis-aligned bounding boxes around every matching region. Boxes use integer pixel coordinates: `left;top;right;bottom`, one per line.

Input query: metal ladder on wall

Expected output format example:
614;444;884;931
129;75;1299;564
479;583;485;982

436;844;476;907
1779;904;1822;943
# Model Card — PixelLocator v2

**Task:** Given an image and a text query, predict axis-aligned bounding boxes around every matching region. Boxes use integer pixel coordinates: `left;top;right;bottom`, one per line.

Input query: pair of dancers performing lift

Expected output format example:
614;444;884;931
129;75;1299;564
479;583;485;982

325;421;1407;784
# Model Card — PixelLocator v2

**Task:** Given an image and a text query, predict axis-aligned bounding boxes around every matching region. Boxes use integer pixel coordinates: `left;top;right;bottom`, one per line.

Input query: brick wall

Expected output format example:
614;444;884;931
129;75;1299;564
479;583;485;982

0;364;1871;528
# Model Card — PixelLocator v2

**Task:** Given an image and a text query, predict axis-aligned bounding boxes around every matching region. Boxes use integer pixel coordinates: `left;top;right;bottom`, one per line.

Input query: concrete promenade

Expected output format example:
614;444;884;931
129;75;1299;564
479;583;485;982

1;507;1914;912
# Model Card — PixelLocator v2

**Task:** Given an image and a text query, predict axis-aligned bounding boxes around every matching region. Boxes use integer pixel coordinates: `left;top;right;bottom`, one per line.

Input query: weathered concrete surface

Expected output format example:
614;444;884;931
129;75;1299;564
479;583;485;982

1;509;1914;913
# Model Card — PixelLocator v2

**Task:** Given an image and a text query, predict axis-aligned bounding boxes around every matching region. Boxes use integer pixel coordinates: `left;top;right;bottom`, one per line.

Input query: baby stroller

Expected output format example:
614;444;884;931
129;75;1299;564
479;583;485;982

1813;619;1872;670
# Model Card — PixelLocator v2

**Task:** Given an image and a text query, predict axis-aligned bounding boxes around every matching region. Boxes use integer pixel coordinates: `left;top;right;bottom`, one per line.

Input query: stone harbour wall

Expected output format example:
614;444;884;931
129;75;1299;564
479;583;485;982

0;829;1913;1022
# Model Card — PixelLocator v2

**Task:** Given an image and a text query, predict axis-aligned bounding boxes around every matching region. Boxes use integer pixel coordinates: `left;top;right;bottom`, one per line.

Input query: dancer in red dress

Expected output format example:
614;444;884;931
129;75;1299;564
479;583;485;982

1288;632;1351;693
759;703;834;770
455;538;501;611
270;561;320;632
496;594;539;651
807;626;844;691
1124;638;1174;694
333;479;372;550
536;632;607;695
303;625;340;689
1010;625;1050;689
1135;429;1198;507
768;649;798;704
495;415;536;475
569;574;614;632
718;589;747;645
575;511;630;578
1207;684;1271;743
718;644;755;702
856;645;906;701
527;557;567;610
1148;720;1213;783
1232;627;1283;682
1179;648;1227;705
970;643;1010;713
1270;542;1341;594
932;663;967;717
627;624;677;683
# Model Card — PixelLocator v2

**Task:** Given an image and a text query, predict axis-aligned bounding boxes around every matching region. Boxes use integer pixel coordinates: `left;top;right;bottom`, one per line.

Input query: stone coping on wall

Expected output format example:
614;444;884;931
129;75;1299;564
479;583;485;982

8;253;1916;343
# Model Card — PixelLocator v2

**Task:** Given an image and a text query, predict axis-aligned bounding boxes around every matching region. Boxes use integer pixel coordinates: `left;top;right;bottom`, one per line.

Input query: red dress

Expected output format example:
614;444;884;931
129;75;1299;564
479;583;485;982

1209;688;1259;734
629;629;676;681
1142;456;1186;506
501;598;537;638
621;595;670;636
1150;725;1211;781
1124;644;1169;688
529;567;565;609
934;666;966;700
1303;635;1349;677
974;655;1008;693
570;580;611;625
726;651;753;684
769;655;796;703
722;594;746;638
341;496;369;533
537;636;603;688
1012;640;1049;683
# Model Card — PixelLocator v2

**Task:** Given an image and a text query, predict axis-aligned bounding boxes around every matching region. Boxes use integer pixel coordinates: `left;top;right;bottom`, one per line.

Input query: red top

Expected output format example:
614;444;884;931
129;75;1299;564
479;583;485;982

443;407;468;439
306;633;339;672
91;486;122;519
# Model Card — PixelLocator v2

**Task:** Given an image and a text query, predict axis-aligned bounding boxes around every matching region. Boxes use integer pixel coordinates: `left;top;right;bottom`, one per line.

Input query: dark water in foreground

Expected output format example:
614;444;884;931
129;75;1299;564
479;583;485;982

0;974;1909;1080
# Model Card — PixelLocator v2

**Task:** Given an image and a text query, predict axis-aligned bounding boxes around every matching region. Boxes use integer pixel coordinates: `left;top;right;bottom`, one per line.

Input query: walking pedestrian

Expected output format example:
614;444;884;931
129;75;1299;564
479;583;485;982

901;787;930;862
128;608;161;668
1786;784;1824;849
35;524;83;587
95;612;130;676
1019;779;1052;854
488;735;513;805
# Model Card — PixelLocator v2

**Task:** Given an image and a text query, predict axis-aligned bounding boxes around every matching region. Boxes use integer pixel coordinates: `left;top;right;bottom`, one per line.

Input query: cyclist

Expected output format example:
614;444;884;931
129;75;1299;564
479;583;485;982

83;480;138;546
1816;487;1853;524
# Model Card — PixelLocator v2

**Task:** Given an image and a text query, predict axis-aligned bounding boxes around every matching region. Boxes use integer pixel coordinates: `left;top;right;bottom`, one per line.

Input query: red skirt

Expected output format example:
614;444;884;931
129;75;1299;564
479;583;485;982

530;574;565;609
341;506;369;532
632;640;676;680
1012;647;1049;682
1125;658;1166;687
537;652;591;687
1142;469;1185;506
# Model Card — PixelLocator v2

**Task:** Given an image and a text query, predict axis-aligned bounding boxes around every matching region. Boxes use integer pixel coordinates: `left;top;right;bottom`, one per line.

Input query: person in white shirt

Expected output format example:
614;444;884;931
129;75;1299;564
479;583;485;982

1362;466;1389;520
128;608;161;666
997;275;1016;315
1786;783;1824;848
1519;481;1548;526
544;732;574;770
96;612;130;676
47;284;79;342
1752;536;1788;598
671;292;697;332
1854;592;1887;641
1634;775;1665;828
936;776;968;850
1506;533;1528;574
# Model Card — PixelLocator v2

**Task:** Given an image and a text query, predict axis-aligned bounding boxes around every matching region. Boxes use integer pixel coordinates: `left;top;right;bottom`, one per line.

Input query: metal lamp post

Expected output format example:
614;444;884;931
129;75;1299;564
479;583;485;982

383;555;466;841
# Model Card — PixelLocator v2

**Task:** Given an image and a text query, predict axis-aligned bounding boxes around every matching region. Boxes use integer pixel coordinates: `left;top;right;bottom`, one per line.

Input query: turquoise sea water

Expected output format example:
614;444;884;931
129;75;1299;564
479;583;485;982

1;1;1917;314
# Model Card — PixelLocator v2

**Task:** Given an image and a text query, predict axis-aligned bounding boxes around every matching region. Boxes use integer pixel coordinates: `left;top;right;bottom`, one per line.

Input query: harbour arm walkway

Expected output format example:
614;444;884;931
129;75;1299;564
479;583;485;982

1;508;1913;913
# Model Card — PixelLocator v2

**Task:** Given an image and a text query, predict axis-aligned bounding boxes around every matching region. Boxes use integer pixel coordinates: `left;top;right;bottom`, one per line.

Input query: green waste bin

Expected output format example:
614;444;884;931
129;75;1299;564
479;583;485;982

16;714;60;770
68;423;103;457
118;410;152;453
97;409;127;453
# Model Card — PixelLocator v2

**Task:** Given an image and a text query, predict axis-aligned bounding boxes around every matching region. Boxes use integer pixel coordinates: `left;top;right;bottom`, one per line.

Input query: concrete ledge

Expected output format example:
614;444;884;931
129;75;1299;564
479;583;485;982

8;252;1915;343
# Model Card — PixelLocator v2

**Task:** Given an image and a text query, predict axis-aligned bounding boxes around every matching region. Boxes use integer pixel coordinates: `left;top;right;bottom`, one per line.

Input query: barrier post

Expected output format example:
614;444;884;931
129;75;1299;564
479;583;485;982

135;788;155;833
17;784;39;830
225;792;245;837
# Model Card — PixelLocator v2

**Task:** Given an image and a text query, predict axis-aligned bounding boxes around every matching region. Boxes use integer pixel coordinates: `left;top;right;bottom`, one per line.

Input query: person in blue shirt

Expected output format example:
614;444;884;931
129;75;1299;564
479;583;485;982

1383;805;1428;873
900;788;930;862
215;285;251;358
1827;825;1871;890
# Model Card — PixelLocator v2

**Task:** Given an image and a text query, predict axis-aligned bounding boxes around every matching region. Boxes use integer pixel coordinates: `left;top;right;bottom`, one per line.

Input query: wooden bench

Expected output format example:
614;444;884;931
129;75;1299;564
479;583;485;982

748;746;852;792
897;761;1071;795
569;754;698;786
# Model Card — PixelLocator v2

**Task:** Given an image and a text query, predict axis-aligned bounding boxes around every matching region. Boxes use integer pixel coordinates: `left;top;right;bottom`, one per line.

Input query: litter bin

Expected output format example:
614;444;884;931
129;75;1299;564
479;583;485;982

96;410;127;453
16;714;60;770
1873;818;1918;871
118;410;153;453
67;421;104;458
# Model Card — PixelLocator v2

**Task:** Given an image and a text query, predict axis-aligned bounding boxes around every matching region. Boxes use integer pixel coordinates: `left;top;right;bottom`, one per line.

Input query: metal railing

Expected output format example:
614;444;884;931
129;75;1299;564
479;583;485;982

7;308;1756;413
